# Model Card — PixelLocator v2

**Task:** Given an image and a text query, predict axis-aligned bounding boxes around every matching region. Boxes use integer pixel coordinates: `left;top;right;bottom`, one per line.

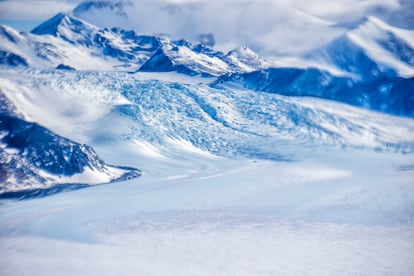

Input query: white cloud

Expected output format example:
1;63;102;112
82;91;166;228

278;0;400;22
0;0;79;20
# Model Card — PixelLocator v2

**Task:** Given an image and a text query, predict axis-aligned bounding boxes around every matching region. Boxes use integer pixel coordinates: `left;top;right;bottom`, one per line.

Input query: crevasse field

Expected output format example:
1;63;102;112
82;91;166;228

1;69;414;275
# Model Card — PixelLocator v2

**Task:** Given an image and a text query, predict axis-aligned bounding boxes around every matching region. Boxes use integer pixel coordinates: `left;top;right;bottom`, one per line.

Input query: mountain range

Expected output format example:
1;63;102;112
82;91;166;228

1;4;413;114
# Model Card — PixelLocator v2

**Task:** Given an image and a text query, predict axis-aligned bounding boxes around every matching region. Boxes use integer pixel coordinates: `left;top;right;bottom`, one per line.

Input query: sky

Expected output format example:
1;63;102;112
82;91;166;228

0;0;411;56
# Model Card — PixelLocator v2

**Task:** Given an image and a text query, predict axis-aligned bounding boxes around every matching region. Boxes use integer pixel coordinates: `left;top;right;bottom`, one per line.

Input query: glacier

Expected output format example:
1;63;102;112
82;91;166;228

1;69;414;275
1;1;414;275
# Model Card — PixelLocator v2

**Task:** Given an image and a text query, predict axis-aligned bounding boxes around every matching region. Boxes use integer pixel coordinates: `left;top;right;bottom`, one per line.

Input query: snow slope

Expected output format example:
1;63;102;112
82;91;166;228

0;87;140;193
213;17;414;117
215;67;414;117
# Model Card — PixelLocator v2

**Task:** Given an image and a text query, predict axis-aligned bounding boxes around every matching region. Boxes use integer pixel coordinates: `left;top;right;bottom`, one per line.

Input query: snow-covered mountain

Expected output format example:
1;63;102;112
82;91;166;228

0;13;268;74
2;0;412;70
215;66;414;117
138;39;268;76
307;16;414;79
0;91;140;194
0;14;162;71
1;6;412;78
214;16;414;117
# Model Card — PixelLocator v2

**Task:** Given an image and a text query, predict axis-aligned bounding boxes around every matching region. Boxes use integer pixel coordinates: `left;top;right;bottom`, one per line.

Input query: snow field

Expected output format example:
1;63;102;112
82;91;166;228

1;216;414;276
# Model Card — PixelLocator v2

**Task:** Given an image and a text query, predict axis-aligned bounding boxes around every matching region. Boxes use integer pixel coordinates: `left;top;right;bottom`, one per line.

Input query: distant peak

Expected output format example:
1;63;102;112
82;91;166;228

0;24;17;34
227;46;257;57
31;12;66;35
73;1;133;18
173;39;193;48
0;24;21;43
31;12;98;37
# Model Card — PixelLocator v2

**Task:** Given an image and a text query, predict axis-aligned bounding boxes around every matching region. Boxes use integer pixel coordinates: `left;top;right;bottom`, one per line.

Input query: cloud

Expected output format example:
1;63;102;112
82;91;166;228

278;0;400;22
0;0;80;20
0;0;407;56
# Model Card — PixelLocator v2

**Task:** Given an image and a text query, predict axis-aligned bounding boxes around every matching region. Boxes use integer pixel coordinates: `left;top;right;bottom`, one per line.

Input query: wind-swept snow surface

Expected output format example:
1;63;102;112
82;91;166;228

1;147;414;275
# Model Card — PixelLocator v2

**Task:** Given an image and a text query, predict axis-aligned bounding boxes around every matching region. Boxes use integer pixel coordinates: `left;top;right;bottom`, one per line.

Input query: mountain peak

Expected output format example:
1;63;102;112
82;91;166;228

225;46;270;72
31;13;66;36
0;24;21;44
31;13;99;46
31;12;98;35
